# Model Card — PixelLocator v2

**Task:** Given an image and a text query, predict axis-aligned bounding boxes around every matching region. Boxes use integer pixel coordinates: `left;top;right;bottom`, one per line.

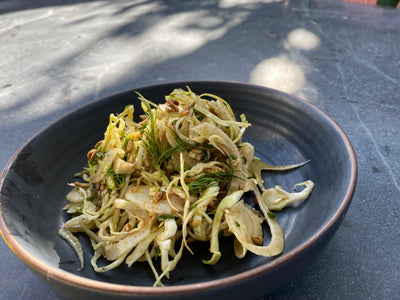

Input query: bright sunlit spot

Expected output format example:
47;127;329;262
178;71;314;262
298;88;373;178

143;11;247;59
219;0;283;8
250;55;306;94
286;28;321;50
250;28;320;96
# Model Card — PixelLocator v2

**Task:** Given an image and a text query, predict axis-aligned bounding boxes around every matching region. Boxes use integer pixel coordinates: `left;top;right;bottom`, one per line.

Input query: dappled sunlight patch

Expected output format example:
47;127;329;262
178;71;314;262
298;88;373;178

250;55;306;94
285;28;321;51
144;11;248;59
219;0;283;8
249;27;321;98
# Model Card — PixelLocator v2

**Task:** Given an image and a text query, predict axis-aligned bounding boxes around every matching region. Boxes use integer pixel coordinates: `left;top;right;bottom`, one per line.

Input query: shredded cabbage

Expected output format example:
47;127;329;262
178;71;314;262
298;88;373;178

59;87;314;286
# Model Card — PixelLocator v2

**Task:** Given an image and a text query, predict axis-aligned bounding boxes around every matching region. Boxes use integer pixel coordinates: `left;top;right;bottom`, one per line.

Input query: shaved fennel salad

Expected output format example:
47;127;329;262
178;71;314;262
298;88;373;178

59;87;314;286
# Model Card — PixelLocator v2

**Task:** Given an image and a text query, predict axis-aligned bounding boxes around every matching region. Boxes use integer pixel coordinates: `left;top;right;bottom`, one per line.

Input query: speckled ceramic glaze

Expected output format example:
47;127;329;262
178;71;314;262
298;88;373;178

0;81;356;299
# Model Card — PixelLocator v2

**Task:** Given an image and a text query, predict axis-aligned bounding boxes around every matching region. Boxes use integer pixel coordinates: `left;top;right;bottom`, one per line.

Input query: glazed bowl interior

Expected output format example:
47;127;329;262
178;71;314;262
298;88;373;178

0;81;356;299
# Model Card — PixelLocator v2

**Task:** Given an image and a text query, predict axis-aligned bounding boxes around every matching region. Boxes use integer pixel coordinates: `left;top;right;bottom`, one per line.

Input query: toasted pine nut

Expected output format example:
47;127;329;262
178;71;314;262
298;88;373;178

251;235;263;246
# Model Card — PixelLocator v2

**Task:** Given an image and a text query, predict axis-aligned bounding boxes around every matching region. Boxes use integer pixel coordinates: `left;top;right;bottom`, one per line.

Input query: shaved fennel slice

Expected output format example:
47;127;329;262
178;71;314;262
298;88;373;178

126;228;163;267
156;218;178;277
102;225;151;262
193;102;250;129
101;202;151;261
113;157;136;175
224;200;263;258
188;185;220;241
191;123;241;161
191;213;209;241
124;186;175;215
58;228;84;270
250;158;311;189
91;219;153;273
225;207;284;257
203;190;244;265
261;180;314;211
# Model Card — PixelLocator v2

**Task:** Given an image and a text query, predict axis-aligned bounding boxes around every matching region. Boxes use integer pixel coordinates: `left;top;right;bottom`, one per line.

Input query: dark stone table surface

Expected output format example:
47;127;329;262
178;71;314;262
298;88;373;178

1;0;399;299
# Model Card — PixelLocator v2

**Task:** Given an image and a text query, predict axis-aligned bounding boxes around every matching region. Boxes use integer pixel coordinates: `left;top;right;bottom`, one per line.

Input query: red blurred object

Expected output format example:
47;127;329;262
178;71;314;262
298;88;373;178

341;0;400;7
342;0;376;3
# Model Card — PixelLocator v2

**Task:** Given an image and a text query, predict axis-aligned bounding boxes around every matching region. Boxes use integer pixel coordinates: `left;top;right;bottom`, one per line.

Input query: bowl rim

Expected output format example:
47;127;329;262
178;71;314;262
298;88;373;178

0;80;357;297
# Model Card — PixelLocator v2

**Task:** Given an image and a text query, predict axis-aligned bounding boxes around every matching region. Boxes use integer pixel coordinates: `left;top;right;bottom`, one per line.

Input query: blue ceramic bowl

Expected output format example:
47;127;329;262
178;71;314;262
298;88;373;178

0;81;356;299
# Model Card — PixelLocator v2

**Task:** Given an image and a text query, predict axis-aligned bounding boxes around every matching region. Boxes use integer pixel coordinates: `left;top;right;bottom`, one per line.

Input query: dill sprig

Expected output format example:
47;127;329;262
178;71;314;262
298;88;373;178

140;96;168;183
139;94;193;183
156;129;194;167
187;170;236;195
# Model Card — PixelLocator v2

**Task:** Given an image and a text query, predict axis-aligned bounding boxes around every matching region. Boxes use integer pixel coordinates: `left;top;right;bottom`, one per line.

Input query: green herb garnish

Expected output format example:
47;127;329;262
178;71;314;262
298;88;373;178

104;169;126;188
123;135;130;148
139;94;193;183
156;214;178;221
86;195;96;201
187;170;236;195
